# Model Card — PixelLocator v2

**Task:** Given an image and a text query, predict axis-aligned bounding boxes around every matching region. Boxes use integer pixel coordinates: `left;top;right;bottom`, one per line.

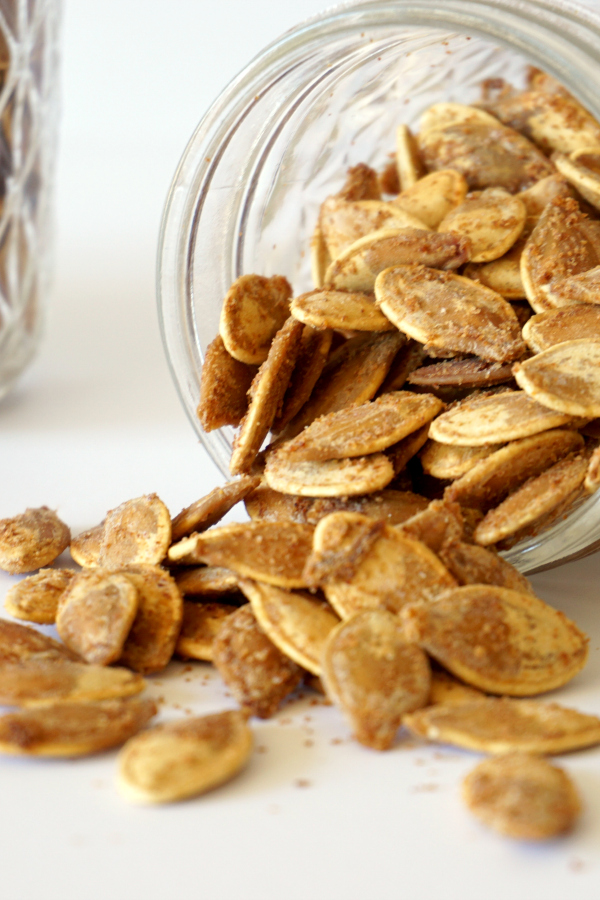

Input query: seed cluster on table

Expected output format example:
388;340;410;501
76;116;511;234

3;67;600;839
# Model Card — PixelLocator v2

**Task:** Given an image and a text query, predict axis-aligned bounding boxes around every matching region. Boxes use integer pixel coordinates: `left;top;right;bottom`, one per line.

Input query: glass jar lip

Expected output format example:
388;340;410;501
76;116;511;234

157;0;600;573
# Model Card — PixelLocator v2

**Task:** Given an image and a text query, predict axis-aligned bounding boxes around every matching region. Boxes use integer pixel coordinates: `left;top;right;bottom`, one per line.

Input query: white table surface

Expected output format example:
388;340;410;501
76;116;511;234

2;1;600;898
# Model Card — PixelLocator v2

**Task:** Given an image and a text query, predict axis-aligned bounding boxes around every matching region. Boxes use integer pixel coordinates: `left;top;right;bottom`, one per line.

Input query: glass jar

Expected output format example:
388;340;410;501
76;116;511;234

0;0;61;400
158;0;600;574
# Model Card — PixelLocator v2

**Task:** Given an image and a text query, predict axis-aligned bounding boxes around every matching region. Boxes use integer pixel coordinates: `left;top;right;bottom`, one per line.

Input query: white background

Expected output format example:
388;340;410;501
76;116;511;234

1;2;600;898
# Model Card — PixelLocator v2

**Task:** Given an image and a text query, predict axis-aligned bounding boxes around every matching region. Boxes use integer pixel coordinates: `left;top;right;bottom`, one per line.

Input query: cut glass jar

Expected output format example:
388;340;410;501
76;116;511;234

158;0;600;573
0;0;61;400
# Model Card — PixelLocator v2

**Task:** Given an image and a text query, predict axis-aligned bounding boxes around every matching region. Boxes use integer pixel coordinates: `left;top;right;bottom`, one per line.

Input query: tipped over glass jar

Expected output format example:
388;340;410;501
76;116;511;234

158;0;600;574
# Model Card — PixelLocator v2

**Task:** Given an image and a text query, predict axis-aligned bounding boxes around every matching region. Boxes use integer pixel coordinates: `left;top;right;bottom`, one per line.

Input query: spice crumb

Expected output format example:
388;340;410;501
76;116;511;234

294;778;312;788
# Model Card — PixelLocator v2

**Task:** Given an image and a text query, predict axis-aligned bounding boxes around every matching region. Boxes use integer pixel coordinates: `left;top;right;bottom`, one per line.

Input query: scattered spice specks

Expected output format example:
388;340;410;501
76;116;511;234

294;778;312;789
412;783;440;793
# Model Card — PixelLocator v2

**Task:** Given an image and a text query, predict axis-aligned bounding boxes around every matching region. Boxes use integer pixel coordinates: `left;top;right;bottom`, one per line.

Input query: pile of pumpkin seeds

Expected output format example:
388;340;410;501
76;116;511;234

2;67;600;838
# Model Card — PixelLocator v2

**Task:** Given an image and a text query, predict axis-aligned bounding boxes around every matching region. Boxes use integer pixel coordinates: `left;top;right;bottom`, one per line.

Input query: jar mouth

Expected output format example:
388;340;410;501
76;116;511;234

158;0;600;573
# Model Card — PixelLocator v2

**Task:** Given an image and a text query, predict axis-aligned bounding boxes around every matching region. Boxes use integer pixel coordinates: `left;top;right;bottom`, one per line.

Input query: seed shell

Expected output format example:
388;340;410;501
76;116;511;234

417;121;554;193
406;697;600;755
463;236;527;300
379;158;400;195
171;476;261;542
548;265;600;307
56;569;140;666
438;188;526;263
337;163;381;202
520;197;600;313
571;146;600;172
119;565;184;674
310;220;330;288
437;541;534;594
585;445;600;493
0;658;146;707
271;326;333;434
526;67;571;95
429;390;584;446
321;608;431;750
495;484;587;551
485;89;600;154
511;301;535;329
239;578;339;676
117;710;253;804
244;485;428;526
386;423;431;475
444;429;584;510
212;604;302;718
375;266;525;363
0;697;157;757
280;332;405;439
69;523;104;568
324;227;470;293
0;619;80;664
408;358;515;389
523;306;600;353
319;197;428;259
400;585;588;695
473;451;590;546
277;392;442;463
264;451;394;498
97;494;172;569
397;498;464;553
197;334;257;432
392;169;468;228
553;151;600;213
420;440;500;480
4;568;75;625
375;339;425;394
291;289;394;332
514;340;600;417
303;512;386;588
313;514;456;618
230;316;304;475
175;601;237;662
463;752;581;840
173;566;240;598
0;507;70;574
518;173;575;220
429;669;487;707
219;273;292;365
168;521;314;589
419;102;500;133
395;124;424;189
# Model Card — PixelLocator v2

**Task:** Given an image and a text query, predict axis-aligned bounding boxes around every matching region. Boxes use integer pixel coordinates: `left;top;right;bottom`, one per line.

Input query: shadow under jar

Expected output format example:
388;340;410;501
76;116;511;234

158;0;600;575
